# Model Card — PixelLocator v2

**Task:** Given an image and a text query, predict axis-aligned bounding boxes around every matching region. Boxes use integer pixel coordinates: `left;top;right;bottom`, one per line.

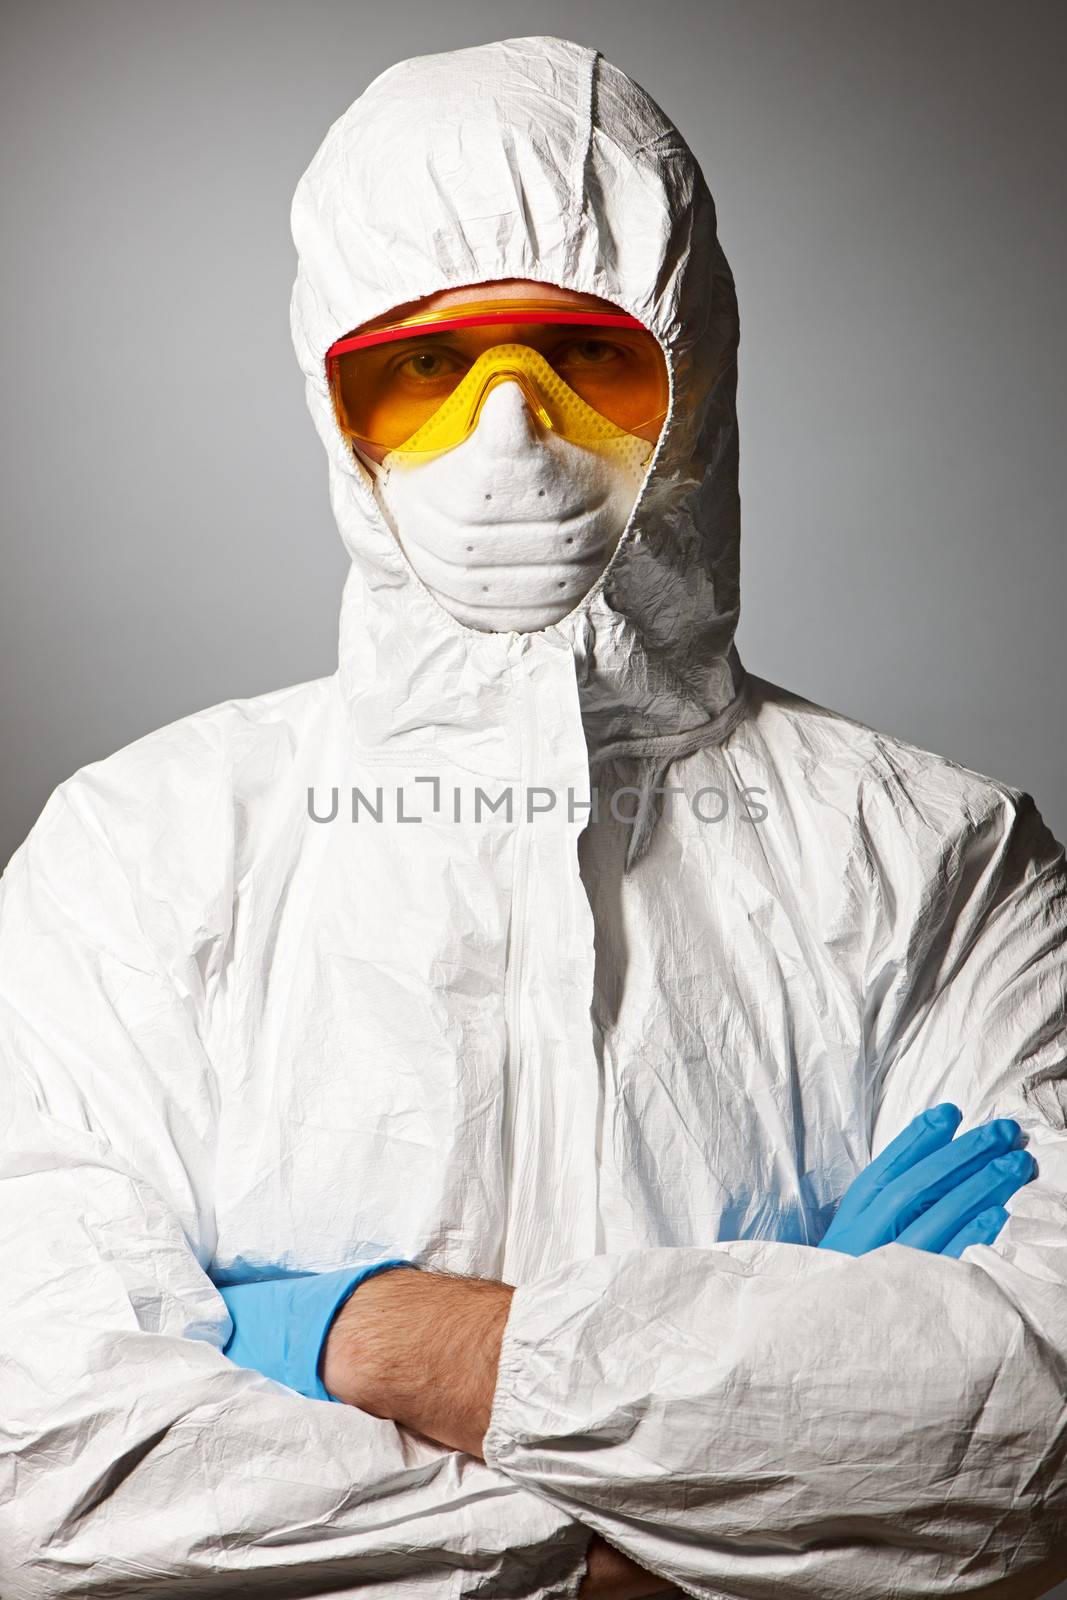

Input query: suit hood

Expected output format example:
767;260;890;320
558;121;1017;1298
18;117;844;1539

290;35;745;858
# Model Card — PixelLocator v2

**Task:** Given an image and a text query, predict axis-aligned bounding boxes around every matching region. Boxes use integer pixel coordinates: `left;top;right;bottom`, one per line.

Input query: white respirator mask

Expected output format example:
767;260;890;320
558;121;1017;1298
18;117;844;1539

357;382;653;633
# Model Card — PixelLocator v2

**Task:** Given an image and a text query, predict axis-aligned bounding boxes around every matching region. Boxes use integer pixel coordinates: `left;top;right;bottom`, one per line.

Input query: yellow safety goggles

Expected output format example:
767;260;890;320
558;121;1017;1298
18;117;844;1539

325;300;669;457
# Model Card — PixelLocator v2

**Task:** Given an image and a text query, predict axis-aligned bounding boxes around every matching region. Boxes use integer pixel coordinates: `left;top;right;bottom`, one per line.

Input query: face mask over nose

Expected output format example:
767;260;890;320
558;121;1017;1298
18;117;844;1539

359;383;653;634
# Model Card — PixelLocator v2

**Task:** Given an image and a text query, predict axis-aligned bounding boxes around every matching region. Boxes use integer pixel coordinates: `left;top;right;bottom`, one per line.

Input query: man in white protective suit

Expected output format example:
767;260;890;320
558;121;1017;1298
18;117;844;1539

1;33;1066;1600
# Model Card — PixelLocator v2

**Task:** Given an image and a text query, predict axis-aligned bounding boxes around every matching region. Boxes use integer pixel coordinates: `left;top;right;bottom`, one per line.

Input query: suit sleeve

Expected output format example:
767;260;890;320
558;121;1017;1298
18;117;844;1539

0;781;593;1600
482;790;1067;1600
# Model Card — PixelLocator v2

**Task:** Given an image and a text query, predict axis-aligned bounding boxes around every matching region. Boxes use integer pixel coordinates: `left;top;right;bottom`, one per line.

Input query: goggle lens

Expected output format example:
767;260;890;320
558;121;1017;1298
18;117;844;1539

325;304;668;454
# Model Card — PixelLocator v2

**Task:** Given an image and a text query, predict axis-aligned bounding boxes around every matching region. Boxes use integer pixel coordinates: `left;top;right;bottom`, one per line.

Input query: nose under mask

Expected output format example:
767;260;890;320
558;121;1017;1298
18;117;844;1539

359;382;653;633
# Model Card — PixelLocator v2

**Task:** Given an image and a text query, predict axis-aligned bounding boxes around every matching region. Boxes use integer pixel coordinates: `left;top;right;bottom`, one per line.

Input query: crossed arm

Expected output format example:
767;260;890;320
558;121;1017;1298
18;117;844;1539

322;1120;1036;1423
321;1265;670;1600
303;1109;1037;1598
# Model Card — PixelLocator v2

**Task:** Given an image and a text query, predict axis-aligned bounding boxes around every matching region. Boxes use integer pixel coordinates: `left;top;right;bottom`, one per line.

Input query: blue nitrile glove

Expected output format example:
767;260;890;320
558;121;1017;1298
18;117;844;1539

218;1259;415;1401
819;1103;1036;1259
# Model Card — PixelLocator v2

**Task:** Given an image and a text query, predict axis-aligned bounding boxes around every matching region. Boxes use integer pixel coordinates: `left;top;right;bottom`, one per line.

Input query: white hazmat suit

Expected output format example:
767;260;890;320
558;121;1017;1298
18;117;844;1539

1;34;1065;1600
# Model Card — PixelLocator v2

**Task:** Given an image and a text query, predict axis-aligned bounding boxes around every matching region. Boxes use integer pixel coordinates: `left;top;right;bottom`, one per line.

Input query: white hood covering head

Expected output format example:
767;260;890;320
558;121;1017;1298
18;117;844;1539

291;34;745;863
0;32;1065;1600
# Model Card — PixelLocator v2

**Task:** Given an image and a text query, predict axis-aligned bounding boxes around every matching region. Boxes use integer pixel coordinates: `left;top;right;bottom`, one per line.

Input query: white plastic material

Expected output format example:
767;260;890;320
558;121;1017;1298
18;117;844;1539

0;33;1064;1600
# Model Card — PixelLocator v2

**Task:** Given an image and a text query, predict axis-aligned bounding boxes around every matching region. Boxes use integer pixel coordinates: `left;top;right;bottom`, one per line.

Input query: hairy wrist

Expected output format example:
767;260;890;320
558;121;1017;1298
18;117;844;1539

322;1266;513;1457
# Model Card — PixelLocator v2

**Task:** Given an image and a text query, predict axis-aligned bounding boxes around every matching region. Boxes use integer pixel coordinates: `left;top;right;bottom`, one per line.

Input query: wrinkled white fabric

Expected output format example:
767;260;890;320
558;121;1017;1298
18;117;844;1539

372;381;653;633
1;32;1066;1600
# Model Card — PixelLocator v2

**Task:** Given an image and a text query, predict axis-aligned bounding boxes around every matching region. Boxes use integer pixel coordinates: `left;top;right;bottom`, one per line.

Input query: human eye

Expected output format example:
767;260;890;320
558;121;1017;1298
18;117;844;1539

553;337;626;369
391;343;468;383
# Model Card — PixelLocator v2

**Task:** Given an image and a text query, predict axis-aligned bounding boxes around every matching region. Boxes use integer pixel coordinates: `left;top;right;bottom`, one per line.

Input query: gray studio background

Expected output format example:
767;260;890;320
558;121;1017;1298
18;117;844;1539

3;0;1066;869
2;7;1066;1597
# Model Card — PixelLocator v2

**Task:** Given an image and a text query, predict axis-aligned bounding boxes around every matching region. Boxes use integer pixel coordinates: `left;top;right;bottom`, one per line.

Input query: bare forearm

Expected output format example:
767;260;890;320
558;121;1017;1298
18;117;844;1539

321;1265;512;1456
322;1267;673;1596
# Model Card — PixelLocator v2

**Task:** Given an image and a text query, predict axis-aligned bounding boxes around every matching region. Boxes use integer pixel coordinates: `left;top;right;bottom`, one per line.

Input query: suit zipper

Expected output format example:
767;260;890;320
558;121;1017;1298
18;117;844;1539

500;640;532;1270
